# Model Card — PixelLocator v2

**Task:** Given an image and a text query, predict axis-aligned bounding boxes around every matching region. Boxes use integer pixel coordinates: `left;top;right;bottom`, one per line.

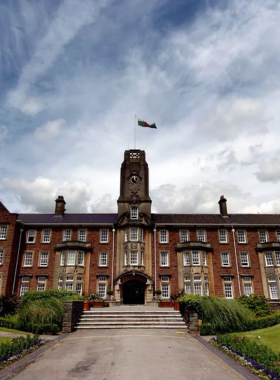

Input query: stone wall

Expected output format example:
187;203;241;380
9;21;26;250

62;301;84;333
180;305;199;335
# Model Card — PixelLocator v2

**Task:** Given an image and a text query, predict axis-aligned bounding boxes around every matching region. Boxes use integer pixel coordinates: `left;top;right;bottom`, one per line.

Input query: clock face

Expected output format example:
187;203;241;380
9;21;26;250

130;175;140;184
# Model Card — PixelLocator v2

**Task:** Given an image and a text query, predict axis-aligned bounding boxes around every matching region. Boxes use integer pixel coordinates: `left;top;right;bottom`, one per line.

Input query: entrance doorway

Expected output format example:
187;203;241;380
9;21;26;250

123;280;145;304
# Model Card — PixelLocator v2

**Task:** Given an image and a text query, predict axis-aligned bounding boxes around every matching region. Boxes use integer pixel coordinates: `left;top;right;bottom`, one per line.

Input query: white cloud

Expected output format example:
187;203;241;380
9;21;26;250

255;152;280;183
0;126;8;144
21;98;44;115
34;119;65;141
91;194;116;213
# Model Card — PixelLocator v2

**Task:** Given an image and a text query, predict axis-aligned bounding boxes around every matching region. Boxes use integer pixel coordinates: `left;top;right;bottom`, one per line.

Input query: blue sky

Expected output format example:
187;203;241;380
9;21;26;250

1;0;280;214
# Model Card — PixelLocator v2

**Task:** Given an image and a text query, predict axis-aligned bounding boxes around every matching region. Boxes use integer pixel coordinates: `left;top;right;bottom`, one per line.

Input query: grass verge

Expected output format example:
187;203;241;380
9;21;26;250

0;327;29;335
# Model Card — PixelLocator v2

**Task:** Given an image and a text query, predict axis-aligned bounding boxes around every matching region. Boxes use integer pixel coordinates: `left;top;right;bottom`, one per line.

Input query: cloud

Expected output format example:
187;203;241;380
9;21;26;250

91;194;116;213
21;98;44;115
255;152;280;183
0;126;8;144
34;119;65;141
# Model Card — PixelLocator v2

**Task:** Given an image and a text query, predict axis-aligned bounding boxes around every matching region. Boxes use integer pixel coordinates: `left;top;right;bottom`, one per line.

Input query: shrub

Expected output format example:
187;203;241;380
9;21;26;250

199;323;215;336
246;313;280;331
20;290;82;307
0;295;20;317
238;294;271;317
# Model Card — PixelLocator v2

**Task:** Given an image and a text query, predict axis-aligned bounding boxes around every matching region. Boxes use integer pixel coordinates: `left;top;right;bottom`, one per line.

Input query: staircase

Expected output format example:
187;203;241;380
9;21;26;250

75;309;188;329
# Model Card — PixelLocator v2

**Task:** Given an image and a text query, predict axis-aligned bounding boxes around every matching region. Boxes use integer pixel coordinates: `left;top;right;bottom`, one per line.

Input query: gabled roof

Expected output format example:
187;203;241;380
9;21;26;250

17;213;118;225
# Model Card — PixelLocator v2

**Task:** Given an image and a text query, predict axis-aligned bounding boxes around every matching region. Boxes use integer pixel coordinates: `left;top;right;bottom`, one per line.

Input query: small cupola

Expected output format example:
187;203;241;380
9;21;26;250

218;195;228;217
55;195;66;216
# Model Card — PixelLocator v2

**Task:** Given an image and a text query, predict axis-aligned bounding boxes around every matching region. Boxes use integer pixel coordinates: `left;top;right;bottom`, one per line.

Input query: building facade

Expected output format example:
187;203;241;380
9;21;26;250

1;149;280;304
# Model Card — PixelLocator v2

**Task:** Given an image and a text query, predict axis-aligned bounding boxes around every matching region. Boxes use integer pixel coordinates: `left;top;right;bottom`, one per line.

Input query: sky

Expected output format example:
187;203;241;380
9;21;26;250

1;0;280;215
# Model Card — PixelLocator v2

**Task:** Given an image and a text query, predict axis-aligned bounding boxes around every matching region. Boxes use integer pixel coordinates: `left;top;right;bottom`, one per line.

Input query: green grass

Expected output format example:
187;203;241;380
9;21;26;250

0;337;13;344
235;323;280;353
0;327;28;335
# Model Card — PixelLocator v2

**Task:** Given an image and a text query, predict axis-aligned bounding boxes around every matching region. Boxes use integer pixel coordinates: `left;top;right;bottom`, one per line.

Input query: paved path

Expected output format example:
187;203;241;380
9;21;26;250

6;329;257;380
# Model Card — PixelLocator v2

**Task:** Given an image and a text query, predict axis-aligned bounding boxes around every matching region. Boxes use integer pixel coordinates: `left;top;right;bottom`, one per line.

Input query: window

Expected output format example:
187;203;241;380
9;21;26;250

268;277;279;299
67;251;75;266
243;277;253;296
65;276;74;291
27;230;36;243
223;278;233;298
160;251;169;267
140;251;144;265
37;277;46;291
130;228;138;241
63;230;71;241
24;252;33;267
98;277;107;298
221;252;230;267
42;230;51;243
237;230;247;244
39;252;49;267
276;231;280;242
78;251;84;266
276;252;280;266
125;229;129;242
76;277;83;296
124;251;128;266
197;230;206;242
193;276;202;295
60;252;65;266
240;252;249;267
130;250;138;265
78;229;87;242
192;251;200;265
265;252;273;267
159;230;168;243
161;277;169;299
259;230;268;243
184;277;191;294
204;277;210;296
0;250;3;265
180;230;188;243
219;230;228;243
20;283;29;296
140;229;144;241
131;206;138;219
100;230;108;243
0;226;7;240
202;252;207;266
99;252;108;266
183;251;190;266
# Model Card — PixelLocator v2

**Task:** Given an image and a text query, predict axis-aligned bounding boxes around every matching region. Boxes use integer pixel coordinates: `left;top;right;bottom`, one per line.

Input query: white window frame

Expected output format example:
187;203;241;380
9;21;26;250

223;280;233;299
183;251;190;266
140;251;144;265
159;230;168;244
60;252;65;266
221;252;230;267
202;251;207;266
100;229;109;243
63;230;71;242
76;282;83;296
20;283;29;296
130;250;138;265
125;229;129;242
42;229;51;243
276;252;280;266
99;252;108;267
184;277;192;295
237;230;247;244
140;229;144;241
131;206;138;219
27;230;36;243
161;283;169;299
160;251;169;267
180;230;188;243
276;231;280;242
197;230;206;242
67;251;76;266
204;278;210;296
243;277;253;296
130;228;138;241
268;278;278;299
65;282;74;291
265;252;273;267
24;252;33;267
219;230;228;243
0;249;3;265
39;251;49;267
77;251;85;266
78;229;87;242
0;226;7;240
124;251;128;266
98;276;107;298
259;230;268;243
192;251;200;265
37;277;46;291
240;252;250;267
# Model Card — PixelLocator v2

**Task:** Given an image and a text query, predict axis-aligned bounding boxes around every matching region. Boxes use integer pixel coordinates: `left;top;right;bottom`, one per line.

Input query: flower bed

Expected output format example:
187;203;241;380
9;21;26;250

211;334;280;380
0;334;46;369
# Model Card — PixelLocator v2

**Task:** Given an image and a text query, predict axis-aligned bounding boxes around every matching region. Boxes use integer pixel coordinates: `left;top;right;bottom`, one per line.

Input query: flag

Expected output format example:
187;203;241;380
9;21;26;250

138;119;157;129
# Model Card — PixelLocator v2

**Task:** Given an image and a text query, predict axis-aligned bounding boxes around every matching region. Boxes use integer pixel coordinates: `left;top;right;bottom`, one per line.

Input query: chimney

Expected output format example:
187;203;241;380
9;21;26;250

55;196;66;216
218;195;228;216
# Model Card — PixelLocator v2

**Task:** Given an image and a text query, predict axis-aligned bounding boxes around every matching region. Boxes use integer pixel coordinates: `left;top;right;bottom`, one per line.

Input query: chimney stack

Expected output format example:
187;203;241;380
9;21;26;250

55;196;66;216
218;195;228;216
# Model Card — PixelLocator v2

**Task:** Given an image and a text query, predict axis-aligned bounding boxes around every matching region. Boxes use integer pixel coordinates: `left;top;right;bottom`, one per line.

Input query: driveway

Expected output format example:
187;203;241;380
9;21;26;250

5;329;257;380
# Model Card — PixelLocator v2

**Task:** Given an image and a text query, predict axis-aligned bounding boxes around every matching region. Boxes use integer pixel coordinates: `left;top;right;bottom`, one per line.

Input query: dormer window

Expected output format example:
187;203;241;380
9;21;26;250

131;206;138;219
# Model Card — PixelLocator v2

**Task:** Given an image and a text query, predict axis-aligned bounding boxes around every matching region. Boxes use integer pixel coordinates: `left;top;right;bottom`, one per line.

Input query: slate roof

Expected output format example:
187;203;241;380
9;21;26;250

17;213;118;225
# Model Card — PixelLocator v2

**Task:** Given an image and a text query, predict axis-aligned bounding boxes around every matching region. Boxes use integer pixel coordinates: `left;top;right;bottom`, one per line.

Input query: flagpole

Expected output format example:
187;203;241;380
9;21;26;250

134;114;137;149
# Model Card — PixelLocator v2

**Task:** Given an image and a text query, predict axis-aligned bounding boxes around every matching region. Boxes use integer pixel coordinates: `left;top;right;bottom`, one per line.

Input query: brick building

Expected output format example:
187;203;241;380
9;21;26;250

0;149;280;304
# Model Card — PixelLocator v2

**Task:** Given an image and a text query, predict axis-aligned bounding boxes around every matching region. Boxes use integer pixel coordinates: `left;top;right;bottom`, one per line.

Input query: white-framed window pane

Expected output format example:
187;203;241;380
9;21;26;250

99;252;107;266
161;283;169;298
40;252;49;267
99;276;106;282
130;250;138;265
185;283;192;295
180;230;188;243
0;226;7;240
275;252;280;266
100;230;108;243
219;230;227;243
183;251;190;266
76;283;83;296
124;251;128;265
202;251;207;266
276;231;280;242
259;230;267;243
265;252;273;266
269;283;279;299
125;229;129;242
78;230;87;242
161;276;169;282
205;282;210;296
237;231;246;243
192;251;200;265
21;277;30;283
197;230;206;242
67;251;76;266
244;283;253;296
20;284;29;296
27;230;36;243
98;283;106;298
160;251;168;266
194;282;202;296
140;251;144;265
130;228;138;241
224;283;233;298
60;252;65;266
240;252;249;267
131;206;138;219
140;229;144;241
63;230;71;241
0;250;3;265
24;252;33;267
58;283;63;290
221;252;230;267
160;230;168;243
37;283;46;291
65;283;73;291
78;251;84;266
42;230;51;243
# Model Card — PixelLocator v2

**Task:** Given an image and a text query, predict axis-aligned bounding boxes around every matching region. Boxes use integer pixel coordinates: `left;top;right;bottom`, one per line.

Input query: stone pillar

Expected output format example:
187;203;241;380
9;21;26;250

188;311;199;335
62;301;84;333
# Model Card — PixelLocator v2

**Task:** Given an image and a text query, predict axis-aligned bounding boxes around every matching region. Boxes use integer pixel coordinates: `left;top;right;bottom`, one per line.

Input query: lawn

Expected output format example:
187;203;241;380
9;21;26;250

0;327;28;335
0;337;13;344
235;323;280;353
